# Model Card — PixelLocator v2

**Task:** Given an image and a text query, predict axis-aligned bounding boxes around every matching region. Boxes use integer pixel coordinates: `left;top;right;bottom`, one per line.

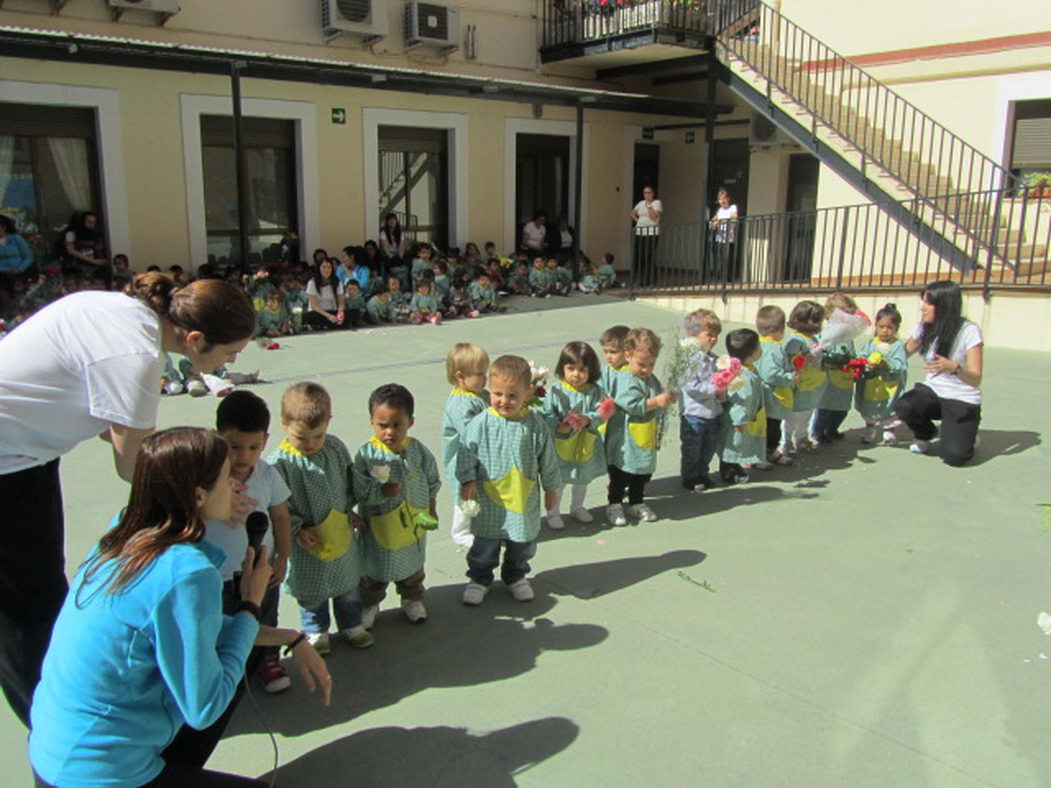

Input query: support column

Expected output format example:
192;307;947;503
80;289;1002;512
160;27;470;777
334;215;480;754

572;102;584;281
700;52;719;284
230;61;250;269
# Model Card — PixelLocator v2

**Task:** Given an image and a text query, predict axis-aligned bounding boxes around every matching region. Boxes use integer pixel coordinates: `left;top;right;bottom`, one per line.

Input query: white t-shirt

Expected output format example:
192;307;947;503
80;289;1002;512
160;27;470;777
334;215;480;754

912;319;983;405
522;221;546;251
204;460;290;581
634;199;662;233
0;291;163;474
306;279;339;312
559;228;573;249
715;204;738;243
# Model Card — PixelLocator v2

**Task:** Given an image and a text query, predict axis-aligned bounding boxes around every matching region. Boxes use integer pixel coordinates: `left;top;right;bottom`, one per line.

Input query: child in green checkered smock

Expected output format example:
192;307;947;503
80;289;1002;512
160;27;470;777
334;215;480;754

603;329;675;525
719;330;767;474
756;325;795;463
813;293;860;444
352;384;441;626
457;355;561;606
855;303;908;446
268;382;371;651
540;342;609;530
782;301;827;453
441;343;491;549
597;324;630;439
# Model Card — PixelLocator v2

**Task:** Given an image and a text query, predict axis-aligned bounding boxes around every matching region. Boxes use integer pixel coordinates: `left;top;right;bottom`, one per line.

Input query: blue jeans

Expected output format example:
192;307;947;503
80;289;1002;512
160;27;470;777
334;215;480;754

680;414;722;485
811;409;848;441
466;537;537;586
297;589;363;633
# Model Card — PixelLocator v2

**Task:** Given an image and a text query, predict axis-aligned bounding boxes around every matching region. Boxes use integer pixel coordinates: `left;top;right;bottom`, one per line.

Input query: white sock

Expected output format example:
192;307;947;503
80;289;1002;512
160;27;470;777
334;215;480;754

547;487;564;518
570;484;588;511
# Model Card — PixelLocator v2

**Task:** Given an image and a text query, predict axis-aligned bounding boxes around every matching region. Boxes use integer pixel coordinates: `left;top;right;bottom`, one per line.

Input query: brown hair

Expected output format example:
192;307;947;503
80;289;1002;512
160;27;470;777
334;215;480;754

81;427;228;595
787;300;824;336
623;327;662;356
445;342;490;385
555;342;601;385
599;324;630;348
281;382;332;428
755;305;786;335
489;355;532;387
683;309;721;337
126;273;256;347
824;291;858;318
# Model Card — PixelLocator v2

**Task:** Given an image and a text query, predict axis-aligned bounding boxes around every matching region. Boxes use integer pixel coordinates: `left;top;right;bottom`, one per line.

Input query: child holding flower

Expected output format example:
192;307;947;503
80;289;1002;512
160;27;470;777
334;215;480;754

441;343;490;549
719;329;766;483
812;292;861;444
755;305;797;466
856;303;908;445
782;300;827;453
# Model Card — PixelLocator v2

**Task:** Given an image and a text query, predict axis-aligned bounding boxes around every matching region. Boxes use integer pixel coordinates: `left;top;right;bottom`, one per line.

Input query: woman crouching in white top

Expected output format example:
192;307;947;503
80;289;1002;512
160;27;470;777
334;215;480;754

895;280;983;466
0;272;256;727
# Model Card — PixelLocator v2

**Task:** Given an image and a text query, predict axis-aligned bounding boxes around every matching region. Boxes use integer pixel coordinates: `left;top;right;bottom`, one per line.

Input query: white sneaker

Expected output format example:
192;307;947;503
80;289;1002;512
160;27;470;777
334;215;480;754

462;582;489;606
401;598;427;623
507;578;535;602
546;514;565;530
767;451;793;466
881;431;898;446
164;380;184;396
306;632;331;656
909;439;931;455
628;503;658;522
186;379;208;397
341;625;375;649
570;507;594;523
361;604;379;630
607;504;627;526
860;425;879;444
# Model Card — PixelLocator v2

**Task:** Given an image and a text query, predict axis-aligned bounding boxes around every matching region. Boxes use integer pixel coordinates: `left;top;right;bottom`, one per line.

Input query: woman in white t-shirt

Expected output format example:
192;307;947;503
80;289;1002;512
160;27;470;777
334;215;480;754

708;188;738;283
0;272;257;728
521;211;549;257
631;186;662;287
304;258;346;331
895;280;983;466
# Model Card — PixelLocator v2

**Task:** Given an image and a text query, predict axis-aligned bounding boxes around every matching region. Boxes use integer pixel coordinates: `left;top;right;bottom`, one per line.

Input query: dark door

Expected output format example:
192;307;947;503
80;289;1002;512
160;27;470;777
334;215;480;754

784;153;819;281
708;138;750;281
516;133;570;236
633;142;660;203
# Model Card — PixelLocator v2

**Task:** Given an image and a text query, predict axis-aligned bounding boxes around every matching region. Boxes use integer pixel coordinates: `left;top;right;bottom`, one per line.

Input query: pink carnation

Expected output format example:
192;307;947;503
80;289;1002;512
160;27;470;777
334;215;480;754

597;396;616;422
560;411;589;431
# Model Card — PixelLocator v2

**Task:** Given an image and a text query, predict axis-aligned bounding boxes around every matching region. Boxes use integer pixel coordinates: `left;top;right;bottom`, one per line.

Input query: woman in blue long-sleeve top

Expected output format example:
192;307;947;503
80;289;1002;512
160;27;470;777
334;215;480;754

0;214;33;273
29;428;331;788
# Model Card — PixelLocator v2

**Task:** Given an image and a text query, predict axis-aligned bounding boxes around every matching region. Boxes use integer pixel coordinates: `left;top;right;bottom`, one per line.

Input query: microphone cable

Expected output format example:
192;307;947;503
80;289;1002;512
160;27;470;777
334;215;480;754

242;676;280;788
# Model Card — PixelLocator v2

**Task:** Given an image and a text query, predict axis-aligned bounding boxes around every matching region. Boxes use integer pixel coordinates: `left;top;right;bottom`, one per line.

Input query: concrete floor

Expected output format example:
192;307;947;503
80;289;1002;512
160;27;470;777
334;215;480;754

4;295;1050;787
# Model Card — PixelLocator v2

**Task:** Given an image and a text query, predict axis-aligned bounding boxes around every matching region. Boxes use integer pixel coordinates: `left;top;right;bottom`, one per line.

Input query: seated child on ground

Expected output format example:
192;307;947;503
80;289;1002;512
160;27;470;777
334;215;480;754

343;280;367;328
257;291;292;338
469;272;500;313
508;261;531;295
409;274;442;325
718;329;766;484
547;258;570;296
352;384;441;627
410;244;433;291
578;261;601;294
528;257;553;297
283;275;310;333
598;253;617;289
366;284;394;324
386;275;411;322
447;277;479;319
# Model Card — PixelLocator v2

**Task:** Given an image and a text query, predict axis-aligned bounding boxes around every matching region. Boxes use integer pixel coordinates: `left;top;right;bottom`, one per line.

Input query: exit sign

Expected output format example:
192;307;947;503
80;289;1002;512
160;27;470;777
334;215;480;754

331;107;346;125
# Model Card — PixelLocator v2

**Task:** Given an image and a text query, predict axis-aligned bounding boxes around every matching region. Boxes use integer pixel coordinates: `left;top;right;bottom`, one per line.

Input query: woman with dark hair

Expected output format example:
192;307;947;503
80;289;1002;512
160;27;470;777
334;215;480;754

311;248;328;268
521;210;549;257
29;428;330;787
895;280;984;466
64;211;109;285
0;214;33;275
0;273;257;728
363;239;384;283
379;214;409;286
304;257;346;330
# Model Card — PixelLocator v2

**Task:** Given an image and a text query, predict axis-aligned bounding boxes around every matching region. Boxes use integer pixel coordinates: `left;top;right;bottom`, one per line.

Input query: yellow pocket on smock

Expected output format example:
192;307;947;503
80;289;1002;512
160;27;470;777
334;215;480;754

628;419;657;451
370;502;426;551
556;430;597;464
864;376;899;402
798;365;825;391
306;508;352;562
828;369;855;390
773;386;794;411
484;466;535;515
746;405;768;437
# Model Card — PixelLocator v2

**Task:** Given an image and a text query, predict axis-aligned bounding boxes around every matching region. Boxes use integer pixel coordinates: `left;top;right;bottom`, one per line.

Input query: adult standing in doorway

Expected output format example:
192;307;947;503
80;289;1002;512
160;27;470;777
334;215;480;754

0;272;257;727
708;189;738;283
631;186;662;288
895;280;983;466
521;210;549;258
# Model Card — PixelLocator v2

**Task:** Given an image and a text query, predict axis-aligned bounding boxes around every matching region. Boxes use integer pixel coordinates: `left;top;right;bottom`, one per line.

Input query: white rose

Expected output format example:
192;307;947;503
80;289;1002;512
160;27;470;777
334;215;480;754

460;499;481;518
370;464;390;483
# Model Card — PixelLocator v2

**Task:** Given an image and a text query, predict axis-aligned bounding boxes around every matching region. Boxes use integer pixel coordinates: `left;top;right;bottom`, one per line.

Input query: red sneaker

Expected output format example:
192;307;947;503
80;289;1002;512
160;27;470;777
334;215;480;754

258;660;291;694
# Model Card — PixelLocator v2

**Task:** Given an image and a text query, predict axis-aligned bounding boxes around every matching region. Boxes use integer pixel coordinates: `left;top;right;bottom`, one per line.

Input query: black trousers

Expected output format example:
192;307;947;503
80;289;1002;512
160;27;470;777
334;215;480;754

608;465;652;505
633;231;659;288
0;460;67;728
766;418;782;452
895;383;981;467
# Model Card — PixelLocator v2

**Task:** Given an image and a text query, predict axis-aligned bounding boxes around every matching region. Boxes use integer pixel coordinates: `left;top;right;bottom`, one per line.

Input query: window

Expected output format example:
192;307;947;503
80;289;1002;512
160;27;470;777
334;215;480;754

377;126;448;249
0;103;101;262
1008;98;1051;184
200;115;297;265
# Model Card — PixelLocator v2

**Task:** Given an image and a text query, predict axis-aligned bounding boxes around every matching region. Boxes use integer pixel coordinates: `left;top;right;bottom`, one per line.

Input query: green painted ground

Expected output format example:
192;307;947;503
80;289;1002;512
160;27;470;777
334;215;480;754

5;296;1050;787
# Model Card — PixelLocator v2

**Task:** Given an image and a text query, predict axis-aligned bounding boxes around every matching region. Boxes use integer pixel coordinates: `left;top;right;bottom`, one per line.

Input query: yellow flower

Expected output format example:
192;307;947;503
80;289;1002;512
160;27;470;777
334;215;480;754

867;352;883;365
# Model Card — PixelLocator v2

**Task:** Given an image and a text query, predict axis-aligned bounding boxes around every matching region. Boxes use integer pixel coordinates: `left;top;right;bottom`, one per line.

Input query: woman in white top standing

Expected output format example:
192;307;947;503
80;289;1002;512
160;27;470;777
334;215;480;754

895;280;983;466
521;210;549;258
630;186;662;287
708;188;738;283
0;272;256;727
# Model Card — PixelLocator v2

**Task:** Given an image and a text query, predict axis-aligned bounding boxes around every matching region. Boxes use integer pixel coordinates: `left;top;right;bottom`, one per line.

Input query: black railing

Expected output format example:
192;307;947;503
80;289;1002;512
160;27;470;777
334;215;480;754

629;186;1051;297
541;0;711;50
712;0;1016;254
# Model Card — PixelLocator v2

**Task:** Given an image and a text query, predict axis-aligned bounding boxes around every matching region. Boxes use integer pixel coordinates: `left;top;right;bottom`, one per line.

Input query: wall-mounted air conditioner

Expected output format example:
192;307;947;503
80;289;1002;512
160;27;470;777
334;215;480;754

405;1;460;53
749;113;795;149
322;0;389;42
107;0;180;23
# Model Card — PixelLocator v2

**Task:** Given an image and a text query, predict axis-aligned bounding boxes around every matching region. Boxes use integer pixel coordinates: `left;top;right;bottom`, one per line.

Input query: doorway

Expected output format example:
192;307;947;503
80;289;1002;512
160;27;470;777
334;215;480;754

784;153;819;281
633;142;660;203
377;125;449;249
516;133;570;237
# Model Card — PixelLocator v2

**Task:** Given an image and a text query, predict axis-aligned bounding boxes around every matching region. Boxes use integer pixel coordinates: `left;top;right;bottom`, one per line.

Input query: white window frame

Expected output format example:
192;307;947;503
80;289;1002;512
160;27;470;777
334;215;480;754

0;80;129;260
181;94;319;271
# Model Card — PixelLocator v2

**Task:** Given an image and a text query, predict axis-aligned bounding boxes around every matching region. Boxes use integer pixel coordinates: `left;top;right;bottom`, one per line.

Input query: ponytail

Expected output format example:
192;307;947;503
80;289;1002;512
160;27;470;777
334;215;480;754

125;272;255;347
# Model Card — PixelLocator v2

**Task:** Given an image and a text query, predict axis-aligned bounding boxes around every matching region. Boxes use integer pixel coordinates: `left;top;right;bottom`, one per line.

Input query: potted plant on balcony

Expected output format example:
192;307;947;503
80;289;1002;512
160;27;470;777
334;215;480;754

1025;172;1051;198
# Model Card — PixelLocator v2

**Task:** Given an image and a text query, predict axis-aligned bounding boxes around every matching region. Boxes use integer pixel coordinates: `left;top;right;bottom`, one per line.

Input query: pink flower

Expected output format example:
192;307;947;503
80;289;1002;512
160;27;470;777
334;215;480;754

597;396;616;422
561;411;589;431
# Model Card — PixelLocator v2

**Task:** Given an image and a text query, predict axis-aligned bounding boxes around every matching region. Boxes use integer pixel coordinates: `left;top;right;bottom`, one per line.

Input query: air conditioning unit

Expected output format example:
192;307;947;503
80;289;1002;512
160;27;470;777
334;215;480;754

107;0;180;22
321;0;389;42
749;114;794;149
405;1;460;53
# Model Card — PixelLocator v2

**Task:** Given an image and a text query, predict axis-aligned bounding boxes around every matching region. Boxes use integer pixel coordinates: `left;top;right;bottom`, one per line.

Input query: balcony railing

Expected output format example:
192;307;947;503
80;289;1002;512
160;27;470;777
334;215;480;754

541;0;711;52
629;186;1051;298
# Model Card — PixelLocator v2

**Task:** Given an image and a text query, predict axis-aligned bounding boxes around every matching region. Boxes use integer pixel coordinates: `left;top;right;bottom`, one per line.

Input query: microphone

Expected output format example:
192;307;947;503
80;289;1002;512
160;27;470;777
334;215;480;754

246;511;269;552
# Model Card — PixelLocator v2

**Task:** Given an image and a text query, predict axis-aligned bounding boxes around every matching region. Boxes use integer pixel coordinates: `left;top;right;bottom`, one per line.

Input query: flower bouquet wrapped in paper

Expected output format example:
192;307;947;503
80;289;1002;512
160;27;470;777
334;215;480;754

712;355;745;391
813;309;872;354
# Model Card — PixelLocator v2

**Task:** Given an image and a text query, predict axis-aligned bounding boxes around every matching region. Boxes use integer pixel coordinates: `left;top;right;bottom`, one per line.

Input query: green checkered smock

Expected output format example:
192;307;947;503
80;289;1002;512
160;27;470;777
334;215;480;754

605;371;664;475
756;336;794;420
268;435;363;605
441;388;489;499
783;331;827;411
854;338;908;420
352;436;441;582
457;407;561;542
540;380;607;485
720;367;766;465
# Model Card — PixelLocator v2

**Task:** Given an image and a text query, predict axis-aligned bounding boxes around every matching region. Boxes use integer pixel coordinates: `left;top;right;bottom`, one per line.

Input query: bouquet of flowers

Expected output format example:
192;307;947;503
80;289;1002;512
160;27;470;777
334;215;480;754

813;308;872;358
597;396;616;422
656;325;699;450
712;356;745;391
525;360;549;409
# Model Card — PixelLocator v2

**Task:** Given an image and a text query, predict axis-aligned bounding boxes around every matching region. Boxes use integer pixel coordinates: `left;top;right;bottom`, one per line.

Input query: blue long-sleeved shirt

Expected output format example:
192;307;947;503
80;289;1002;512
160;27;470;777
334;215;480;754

29;539;258;788
679;347;723;419
0;232;33;273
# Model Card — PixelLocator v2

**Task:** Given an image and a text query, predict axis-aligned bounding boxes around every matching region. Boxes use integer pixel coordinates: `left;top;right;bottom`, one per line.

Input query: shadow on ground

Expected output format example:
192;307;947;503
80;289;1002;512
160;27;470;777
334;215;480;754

264;717;579;787
532;549;705;600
